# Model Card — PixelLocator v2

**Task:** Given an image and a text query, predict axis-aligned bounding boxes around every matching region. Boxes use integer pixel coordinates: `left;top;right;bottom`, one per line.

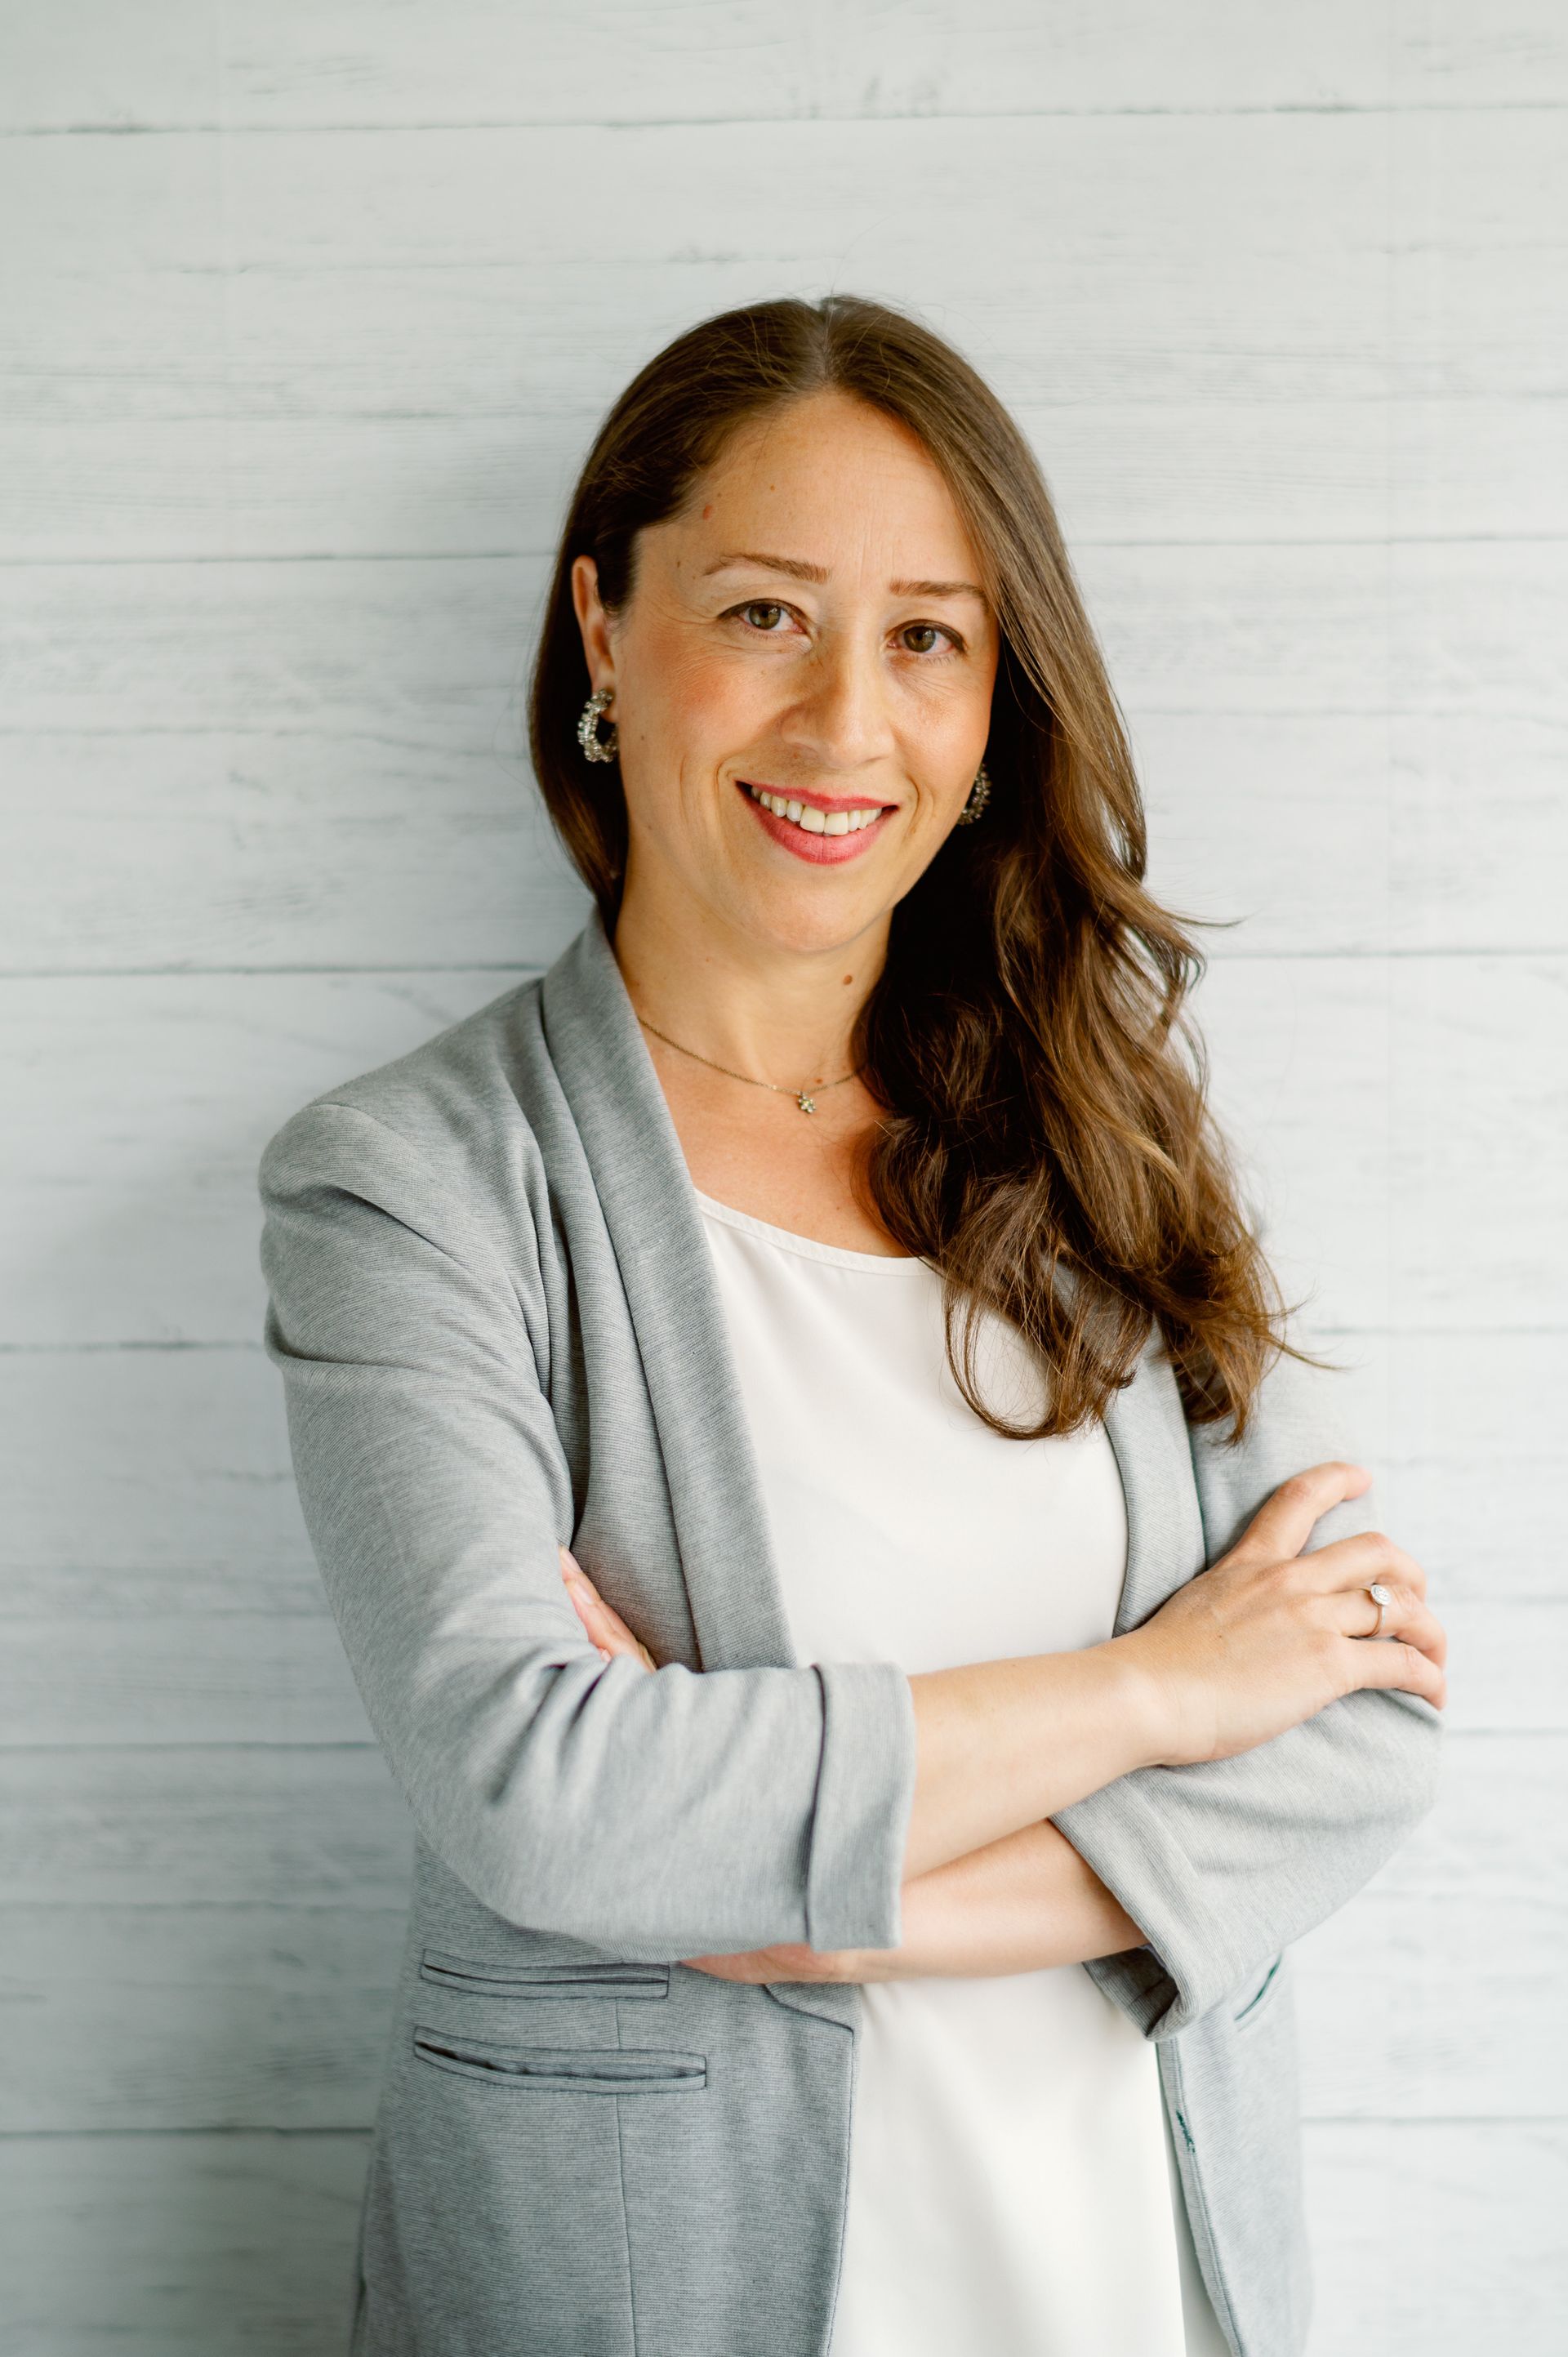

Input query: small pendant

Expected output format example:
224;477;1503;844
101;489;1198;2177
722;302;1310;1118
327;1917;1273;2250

796;1094;817;1114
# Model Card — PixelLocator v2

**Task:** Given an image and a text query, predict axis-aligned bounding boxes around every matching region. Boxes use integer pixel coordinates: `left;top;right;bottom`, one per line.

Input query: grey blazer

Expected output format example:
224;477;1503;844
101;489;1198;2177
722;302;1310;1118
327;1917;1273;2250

258;909;1441;2357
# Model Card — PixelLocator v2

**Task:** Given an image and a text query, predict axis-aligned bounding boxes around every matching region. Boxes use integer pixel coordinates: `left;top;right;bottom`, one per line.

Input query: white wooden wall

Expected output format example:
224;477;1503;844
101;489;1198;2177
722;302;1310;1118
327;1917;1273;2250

2;5;1563;2348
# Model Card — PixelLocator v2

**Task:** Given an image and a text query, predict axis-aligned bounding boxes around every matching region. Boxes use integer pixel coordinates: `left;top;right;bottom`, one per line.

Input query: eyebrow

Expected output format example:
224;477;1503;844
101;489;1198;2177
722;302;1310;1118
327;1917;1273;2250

702;549;987;602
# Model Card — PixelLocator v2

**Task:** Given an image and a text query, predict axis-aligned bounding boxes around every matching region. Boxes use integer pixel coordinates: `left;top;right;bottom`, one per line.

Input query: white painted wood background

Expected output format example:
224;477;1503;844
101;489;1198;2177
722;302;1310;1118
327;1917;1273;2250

2;3;1563;2348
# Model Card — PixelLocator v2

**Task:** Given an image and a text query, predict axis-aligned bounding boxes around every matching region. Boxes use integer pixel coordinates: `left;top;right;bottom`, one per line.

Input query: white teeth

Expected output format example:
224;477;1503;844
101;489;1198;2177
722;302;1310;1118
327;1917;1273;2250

747;784;883;837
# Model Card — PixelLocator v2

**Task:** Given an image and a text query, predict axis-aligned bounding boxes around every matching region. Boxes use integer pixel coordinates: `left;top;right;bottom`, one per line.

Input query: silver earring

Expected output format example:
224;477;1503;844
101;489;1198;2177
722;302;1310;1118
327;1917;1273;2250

955;760;991;827
577;688;618;764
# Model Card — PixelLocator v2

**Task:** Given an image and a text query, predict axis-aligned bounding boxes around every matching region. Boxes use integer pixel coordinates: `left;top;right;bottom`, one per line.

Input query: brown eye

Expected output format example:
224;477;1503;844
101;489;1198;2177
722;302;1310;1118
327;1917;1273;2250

902;625;942;654
742;602;786;631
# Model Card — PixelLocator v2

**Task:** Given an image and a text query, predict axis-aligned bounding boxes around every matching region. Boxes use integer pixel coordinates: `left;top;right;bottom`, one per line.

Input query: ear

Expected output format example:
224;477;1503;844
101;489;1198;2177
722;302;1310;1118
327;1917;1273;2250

571;554;617;698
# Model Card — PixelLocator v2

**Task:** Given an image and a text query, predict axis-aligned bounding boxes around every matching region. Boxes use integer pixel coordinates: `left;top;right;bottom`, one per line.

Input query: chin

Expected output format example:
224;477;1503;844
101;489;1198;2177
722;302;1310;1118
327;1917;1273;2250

729;876;892;962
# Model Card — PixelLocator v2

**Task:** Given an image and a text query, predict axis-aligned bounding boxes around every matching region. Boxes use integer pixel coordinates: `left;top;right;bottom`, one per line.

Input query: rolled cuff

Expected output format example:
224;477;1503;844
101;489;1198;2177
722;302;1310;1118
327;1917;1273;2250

1052;1770;1250;2038
804;1661;918;1952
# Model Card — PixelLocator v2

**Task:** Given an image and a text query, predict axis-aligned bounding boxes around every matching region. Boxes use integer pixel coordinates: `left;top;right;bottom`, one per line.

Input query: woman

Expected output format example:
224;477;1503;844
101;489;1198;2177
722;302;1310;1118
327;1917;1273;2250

259;295;1446;2357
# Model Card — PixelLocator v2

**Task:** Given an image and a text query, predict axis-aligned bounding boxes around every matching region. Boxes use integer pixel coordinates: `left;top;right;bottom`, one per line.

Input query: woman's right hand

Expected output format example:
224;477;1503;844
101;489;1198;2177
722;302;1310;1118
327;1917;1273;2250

1116;1461;1448;1771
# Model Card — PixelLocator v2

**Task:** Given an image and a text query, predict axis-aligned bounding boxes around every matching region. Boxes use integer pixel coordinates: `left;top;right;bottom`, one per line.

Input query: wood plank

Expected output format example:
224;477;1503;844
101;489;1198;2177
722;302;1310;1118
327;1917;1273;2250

4;396;1563;560
0;556;537;742
0;1616;371;1747
0;969;522;1346
0;1905;402;2132
0;2130;370;2357
1195;952;1568;1334
0;1348;318;1610
1298;1889;1566;2119
0;733;592;978
6;0;1568;135
0;1746;411;1907
1143;712;1568;961
2;114;1561;403
1302;2122;1568;2355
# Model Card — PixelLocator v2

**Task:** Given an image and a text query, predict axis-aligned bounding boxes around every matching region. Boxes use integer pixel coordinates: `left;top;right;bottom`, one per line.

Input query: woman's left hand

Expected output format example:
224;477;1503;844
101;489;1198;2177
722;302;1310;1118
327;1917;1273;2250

559;1546;884;1984
559;1544;657;1670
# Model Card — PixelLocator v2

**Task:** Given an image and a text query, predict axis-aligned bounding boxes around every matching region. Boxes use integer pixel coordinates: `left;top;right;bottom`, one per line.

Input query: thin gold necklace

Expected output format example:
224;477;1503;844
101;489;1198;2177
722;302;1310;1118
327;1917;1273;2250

635;1013;862;1116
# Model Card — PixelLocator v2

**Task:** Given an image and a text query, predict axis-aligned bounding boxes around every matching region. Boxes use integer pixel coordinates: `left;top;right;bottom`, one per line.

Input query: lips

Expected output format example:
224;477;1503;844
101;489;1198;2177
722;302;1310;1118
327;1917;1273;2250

738;779;893;866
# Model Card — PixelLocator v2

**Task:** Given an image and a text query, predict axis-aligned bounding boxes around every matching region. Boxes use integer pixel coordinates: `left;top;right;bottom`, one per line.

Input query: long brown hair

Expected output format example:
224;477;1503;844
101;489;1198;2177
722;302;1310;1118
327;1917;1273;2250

529;294;1325;1441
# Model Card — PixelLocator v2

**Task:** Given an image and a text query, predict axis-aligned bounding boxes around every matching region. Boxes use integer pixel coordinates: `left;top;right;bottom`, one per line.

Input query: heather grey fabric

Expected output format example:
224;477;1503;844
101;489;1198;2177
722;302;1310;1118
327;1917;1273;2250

259;908;1441;2357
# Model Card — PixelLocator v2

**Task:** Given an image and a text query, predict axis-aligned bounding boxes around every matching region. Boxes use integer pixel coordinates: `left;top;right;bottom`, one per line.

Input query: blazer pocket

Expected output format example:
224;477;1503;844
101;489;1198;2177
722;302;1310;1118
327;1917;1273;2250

412;2029;706;2095
1232;1953;1285;2030
419;1948;670;2002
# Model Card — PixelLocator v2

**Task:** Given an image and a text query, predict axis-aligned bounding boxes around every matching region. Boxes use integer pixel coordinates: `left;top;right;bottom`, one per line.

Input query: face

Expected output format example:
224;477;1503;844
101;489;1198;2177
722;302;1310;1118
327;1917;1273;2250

572;390;1000;965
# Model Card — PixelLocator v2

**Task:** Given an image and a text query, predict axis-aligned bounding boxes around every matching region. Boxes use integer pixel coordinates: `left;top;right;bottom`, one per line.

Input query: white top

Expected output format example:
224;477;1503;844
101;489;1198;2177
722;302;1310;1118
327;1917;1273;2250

696;1192;1230;2357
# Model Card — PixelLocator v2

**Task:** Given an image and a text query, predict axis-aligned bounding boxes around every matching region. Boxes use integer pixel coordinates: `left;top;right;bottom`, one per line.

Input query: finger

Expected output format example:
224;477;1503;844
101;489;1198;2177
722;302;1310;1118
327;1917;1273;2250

1331;1584;1447;1669
1229;1462;1373;1567
1296;1530;1428;1601
680;1951;791;1984
559;1551;626;1652
580;1590;656;1671
559;1547;612;1635
559;1548;656;1670
1341;1624;1448;1712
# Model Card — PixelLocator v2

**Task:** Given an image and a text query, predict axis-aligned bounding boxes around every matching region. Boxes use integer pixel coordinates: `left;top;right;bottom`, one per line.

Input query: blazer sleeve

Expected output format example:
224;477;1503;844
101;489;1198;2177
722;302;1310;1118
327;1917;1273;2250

1050;1343;1445;2038
257;1098;916;1959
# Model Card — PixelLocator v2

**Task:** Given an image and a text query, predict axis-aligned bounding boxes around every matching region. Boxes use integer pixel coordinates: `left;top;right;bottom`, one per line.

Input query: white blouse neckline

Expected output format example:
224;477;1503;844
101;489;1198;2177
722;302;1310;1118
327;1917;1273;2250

693;1187;929;1277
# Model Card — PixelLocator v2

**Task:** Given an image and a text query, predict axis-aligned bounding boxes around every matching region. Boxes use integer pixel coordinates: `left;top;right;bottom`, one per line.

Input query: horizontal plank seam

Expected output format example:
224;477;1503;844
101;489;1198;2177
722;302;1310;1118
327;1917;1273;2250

0;2123;377;2139
3;535;1566;569
10;392;1567;418
2;99;1567;140
0;1739;382;1753
7;949;1568;982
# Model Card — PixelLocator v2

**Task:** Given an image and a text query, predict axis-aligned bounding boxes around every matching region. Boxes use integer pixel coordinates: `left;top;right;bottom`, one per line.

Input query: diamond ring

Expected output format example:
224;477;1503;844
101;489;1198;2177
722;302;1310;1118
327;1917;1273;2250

1364;1582;1395;1638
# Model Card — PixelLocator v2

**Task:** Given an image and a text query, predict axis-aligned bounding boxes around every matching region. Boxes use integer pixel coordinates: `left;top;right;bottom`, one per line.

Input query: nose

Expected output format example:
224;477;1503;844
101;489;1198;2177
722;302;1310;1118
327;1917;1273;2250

777;626;898;775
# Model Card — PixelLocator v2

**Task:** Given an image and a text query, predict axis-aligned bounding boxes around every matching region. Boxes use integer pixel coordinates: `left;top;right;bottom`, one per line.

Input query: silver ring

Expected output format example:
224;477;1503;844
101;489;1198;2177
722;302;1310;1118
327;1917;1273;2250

1364;1582;1394;1638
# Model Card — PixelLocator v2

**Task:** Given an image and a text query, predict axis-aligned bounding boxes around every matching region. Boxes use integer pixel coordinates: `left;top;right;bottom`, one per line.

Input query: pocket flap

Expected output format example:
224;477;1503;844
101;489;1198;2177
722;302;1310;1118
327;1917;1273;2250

420;1949;670;2001
412;2029;706;2095
1232;1952;1284;2026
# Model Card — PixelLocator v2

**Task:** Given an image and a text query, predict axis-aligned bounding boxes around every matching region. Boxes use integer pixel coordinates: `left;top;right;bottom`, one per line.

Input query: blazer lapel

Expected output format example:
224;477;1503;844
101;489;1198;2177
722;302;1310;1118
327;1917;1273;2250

541;914;1208;1650
1102;1326;1209;1628
540;911;798;1675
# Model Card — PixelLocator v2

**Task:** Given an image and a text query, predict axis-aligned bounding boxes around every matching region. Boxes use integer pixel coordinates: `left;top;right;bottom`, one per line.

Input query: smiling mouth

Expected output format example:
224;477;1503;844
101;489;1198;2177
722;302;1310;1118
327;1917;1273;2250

742;782;889;836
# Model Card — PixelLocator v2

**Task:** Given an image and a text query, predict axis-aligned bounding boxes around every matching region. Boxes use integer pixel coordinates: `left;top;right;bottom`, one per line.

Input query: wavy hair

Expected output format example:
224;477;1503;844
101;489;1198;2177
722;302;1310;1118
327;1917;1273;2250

529;293;1325;1440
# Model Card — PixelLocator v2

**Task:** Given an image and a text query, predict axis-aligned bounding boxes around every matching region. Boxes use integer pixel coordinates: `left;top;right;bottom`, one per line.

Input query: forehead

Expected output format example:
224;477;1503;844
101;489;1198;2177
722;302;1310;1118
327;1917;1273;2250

666;392;981;577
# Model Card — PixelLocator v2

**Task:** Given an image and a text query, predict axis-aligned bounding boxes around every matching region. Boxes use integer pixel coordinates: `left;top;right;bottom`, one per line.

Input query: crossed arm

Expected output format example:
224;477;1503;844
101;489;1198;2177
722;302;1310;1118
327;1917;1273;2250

561;1548;1147;1986
262;1101;1444;2033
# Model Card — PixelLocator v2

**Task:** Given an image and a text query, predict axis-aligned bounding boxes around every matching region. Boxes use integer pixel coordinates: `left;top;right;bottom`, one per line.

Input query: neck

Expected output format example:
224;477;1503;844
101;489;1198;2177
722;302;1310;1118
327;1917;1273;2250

610;871;888;1089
